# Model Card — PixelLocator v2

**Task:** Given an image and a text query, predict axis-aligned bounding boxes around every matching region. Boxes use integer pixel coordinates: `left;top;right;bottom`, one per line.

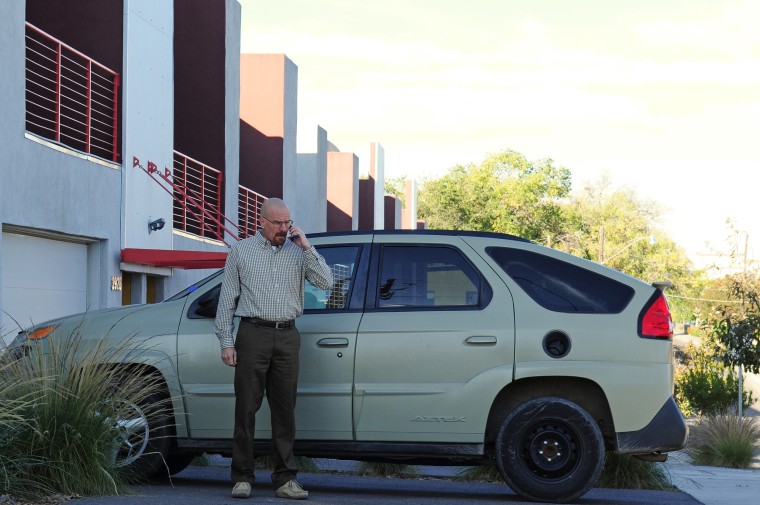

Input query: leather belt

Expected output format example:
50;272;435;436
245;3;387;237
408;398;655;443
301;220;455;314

242;317;295;329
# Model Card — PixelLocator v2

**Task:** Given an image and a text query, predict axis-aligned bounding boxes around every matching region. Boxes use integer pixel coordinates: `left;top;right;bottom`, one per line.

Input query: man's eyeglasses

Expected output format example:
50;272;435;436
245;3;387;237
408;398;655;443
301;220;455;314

262;216;293;228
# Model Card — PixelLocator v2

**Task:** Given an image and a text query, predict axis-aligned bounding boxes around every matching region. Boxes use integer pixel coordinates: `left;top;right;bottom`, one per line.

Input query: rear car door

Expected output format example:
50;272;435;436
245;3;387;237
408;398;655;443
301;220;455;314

353;234;515;443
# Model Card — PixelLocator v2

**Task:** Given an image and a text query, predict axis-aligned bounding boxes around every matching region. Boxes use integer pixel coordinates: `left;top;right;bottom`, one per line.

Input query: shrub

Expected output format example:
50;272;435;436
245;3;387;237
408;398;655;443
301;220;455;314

595;453;671;490
254;455;319;473
0;358;57;499
354;462;419;478
190;453;211;467
456;464;502;482
0;324;169;499
686;325;702;337
688;413;760;468
674;342;755;417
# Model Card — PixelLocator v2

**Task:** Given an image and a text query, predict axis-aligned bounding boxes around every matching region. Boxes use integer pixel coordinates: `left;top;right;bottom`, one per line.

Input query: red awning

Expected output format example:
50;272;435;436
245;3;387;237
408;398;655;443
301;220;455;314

121;248;228;269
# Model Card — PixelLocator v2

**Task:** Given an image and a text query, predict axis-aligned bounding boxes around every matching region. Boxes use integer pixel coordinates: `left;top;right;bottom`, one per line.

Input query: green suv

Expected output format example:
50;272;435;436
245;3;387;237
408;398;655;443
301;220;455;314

3;230;687;503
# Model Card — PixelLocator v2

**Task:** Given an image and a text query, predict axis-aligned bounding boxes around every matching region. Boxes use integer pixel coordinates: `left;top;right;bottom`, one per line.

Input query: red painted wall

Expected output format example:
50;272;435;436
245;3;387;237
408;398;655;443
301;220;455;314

358;177;375;230
174;0;227;172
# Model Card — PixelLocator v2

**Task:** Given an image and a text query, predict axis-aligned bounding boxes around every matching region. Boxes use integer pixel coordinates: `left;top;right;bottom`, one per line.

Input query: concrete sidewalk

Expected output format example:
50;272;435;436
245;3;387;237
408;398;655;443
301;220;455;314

663;450;760;505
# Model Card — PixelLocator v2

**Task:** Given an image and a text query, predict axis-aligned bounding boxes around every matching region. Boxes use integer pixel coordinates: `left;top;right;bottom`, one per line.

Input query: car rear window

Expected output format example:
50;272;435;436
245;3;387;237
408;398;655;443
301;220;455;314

486;247;634;313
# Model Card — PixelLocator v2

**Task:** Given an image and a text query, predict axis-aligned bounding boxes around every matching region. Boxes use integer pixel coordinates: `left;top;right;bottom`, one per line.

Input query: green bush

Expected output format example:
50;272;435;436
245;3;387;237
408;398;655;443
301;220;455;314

0;358;56;499
456;464;502;482
0;325;169;499
595;453;671;490
354;461;419;478
688;413;760;469
674;342;755;417
254;455;319;473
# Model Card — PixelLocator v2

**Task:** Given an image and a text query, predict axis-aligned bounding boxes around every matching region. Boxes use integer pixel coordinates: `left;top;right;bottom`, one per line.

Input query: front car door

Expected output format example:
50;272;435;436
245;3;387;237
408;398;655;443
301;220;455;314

176;239;367;441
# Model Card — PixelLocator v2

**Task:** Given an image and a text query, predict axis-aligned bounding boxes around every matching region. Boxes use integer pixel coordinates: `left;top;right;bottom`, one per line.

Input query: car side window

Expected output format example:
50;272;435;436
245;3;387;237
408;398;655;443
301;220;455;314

486;246;634;313
377;246;484;309
305;246;361;311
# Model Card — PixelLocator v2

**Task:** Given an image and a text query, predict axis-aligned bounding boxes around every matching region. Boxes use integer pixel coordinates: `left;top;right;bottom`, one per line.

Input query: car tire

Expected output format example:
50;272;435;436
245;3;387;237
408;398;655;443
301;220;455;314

163;452;197;476
111;391;173;481
495;397;604;503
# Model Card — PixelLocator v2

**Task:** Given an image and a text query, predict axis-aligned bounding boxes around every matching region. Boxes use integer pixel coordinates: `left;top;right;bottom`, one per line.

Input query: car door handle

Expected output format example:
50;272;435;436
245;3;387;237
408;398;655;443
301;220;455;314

465;336;497;345
317;338;350;348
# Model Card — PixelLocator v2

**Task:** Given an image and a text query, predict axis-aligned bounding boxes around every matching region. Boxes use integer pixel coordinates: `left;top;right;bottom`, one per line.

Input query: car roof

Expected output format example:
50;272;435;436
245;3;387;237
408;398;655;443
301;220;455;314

307;229;532;243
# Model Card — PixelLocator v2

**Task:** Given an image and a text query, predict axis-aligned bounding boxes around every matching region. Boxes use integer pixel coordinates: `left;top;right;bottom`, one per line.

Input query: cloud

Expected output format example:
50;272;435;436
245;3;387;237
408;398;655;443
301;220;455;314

634;1;760;59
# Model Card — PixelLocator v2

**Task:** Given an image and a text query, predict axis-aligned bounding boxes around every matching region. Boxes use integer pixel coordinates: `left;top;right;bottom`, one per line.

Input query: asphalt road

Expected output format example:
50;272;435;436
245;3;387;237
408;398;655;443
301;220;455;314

71;464;701;505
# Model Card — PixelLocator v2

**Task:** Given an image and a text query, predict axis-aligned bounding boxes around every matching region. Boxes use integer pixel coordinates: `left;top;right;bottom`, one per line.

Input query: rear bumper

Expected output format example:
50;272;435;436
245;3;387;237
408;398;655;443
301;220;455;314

615;396;688;454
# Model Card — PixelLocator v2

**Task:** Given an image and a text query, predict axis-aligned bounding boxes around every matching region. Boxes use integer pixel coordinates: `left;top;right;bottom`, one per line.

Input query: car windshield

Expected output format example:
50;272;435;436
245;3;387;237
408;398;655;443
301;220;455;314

163;269;224;302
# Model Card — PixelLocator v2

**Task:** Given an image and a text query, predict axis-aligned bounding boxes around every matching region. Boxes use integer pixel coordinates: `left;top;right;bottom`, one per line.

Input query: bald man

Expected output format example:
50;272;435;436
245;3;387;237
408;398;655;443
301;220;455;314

215;198;333;500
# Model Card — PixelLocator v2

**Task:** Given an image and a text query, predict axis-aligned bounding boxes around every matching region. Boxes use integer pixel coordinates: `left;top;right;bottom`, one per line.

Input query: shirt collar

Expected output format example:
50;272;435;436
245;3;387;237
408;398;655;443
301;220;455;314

255;231;283;250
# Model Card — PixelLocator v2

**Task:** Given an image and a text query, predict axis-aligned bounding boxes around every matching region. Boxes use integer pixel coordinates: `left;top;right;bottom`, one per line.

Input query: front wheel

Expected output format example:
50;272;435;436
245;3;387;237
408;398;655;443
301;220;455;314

110;392;173;480
495;397;604;503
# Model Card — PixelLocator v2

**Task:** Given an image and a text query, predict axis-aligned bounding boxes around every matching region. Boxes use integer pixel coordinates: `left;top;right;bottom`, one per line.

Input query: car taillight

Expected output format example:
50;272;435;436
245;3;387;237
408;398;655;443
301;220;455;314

639;292;673;339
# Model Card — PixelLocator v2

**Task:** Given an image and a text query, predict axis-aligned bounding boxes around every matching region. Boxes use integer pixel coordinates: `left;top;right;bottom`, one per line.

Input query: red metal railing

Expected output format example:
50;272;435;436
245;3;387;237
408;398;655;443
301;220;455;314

134;153;267;245
171;152;268;242
24;22;119;162
135;154;238;245
238;185;267;238
173;151;226;240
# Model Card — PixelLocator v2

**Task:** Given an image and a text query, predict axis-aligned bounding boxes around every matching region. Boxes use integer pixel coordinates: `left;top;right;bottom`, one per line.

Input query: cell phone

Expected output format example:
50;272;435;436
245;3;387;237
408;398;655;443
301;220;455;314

289;226;299;241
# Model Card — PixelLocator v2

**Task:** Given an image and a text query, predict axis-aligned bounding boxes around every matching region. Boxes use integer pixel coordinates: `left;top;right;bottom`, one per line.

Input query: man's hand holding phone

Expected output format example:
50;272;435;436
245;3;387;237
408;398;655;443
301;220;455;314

288;224;311;250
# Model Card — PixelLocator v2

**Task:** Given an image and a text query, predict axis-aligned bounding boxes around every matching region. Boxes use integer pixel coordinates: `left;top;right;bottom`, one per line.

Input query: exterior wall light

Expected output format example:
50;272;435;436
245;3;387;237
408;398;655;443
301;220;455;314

148;218;166;233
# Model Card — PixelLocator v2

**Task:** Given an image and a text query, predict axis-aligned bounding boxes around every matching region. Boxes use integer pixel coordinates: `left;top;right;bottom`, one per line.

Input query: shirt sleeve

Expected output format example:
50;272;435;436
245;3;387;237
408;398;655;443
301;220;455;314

214;245;241;349
303;246;334;290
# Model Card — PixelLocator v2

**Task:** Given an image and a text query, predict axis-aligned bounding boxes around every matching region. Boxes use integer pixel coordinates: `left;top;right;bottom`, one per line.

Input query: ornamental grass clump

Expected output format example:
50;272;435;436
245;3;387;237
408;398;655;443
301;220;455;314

688;413;760;469
456;464;503;482
354;461;420;478
255;455;319;473
595;453;671;490
0;356;57;500
0;322;170;499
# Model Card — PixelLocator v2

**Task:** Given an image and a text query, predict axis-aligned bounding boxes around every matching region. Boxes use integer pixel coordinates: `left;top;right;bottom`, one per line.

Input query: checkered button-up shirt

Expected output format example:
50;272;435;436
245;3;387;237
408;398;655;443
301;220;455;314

214;232;333;349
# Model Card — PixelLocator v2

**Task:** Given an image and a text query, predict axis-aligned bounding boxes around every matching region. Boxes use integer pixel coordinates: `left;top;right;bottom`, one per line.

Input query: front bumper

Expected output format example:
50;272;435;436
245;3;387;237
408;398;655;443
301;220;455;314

615;396;688;454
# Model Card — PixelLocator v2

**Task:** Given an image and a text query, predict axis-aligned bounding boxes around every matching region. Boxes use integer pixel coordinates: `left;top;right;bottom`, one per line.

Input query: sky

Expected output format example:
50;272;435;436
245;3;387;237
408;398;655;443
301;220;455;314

240;0;760;271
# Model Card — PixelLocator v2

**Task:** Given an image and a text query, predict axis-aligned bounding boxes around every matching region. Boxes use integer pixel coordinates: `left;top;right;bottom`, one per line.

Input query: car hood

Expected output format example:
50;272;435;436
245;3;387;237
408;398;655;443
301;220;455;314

18;299;188;347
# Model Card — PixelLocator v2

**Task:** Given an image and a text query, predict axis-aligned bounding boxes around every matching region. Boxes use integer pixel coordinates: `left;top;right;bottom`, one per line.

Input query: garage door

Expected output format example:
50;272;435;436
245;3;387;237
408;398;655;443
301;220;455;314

1;232;88;338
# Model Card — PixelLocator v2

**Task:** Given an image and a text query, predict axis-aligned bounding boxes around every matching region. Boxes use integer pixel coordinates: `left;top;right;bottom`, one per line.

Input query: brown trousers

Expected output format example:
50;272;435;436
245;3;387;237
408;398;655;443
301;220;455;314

231;320;300;488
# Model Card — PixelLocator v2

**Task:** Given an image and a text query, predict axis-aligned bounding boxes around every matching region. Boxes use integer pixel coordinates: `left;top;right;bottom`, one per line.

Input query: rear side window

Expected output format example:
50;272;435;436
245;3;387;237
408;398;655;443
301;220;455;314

486;247;634;313
376;246;490;309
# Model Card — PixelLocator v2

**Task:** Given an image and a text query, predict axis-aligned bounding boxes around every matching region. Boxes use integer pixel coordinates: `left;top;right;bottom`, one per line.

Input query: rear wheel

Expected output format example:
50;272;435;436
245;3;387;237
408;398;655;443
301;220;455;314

495;397;604;503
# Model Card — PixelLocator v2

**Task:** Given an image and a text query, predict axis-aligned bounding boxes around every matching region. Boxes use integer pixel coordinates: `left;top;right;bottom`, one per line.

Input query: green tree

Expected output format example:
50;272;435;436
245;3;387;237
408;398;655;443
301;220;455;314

555;175;697;319
417;150;571;242
418;154;698;320
384;176;407;208
706;275;760;375
675;341;755;416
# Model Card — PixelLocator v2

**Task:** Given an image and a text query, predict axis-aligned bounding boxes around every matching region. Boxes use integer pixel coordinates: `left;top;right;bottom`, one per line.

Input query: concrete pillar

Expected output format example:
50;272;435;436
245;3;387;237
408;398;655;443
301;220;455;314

370;142;385;230
295;126;328;233
402;179;418;230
